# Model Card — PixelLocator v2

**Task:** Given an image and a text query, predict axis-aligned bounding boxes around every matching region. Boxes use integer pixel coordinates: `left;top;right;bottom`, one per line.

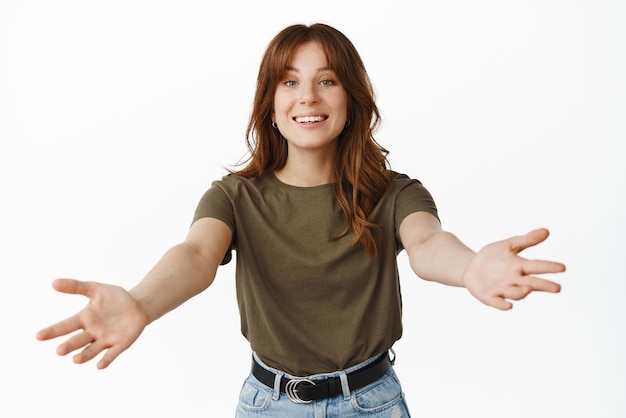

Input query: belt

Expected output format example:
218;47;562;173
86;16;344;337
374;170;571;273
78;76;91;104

251;352;391;403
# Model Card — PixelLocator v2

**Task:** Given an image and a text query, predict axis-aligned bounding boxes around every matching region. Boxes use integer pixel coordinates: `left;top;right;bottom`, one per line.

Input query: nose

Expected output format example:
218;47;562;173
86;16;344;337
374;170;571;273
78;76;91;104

299;82;319;105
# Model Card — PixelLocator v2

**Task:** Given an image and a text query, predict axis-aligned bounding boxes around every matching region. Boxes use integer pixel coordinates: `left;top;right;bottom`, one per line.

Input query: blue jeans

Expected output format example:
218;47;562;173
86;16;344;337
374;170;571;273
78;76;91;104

235;353;411;417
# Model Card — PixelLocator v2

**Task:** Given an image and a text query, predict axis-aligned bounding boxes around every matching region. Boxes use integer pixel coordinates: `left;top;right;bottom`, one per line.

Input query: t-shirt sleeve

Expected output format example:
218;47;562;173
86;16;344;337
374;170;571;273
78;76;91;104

192;179;235;265
394;178;439;232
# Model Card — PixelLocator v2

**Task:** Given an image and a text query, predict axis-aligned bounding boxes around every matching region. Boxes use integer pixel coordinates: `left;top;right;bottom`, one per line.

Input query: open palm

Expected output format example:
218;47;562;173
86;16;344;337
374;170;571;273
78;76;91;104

36;279;149;369
462;228;565;310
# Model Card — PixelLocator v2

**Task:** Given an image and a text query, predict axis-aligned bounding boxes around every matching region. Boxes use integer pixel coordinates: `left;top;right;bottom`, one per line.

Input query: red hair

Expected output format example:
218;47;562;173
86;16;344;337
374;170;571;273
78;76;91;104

232;23;390;256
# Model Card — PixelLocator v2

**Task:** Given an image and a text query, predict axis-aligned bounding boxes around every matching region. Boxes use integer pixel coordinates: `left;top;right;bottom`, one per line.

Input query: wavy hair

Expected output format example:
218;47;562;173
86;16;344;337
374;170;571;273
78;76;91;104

232;23;390;257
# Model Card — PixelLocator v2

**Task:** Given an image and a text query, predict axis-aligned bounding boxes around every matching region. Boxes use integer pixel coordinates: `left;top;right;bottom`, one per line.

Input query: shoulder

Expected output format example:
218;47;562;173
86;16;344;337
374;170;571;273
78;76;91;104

194;173;267;220
209;172;273;195
383;170;439;221
215;172;274;187
385;171;427;194
212;173;253;188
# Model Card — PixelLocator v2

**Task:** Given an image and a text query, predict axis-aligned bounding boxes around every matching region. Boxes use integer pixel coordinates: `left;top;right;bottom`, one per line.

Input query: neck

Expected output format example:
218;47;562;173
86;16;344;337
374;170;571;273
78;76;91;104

274;148;336;187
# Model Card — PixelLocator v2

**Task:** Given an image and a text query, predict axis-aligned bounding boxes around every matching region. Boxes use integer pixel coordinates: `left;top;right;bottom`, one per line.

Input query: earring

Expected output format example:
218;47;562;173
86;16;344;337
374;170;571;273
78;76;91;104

345;120;351;127
272;121;278;129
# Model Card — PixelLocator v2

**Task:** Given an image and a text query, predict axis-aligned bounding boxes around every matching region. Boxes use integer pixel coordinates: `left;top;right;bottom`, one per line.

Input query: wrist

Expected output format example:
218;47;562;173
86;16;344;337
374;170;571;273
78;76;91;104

459;252;478;289
128;287;156;326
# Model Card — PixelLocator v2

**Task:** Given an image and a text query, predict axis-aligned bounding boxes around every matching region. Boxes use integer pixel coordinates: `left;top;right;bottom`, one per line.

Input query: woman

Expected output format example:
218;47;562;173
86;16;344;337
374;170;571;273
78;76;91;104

37;23;565;417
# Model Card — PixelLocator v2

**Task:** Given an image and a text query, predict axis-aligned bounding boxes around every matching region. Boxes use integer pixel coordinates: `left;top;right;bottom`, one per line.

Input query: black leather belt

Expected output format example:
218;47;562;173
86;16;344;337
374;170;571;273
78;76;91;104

251;352;391;403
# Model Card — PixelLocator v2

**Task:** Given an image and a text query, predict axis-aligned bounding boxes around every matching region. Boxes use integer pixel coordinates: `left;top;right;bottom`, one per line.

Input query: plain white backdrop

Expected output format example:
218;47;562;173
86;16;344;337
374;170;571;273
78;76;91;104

1;0;624;417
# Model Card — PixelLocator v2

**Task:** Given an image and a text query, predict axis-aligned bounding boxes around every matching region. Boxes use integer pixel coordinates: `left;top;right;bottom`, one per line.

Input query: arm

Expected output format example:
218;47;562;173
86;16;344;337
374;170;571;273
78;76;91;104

399;212;566;310
129;217;232;324
36;217;232;369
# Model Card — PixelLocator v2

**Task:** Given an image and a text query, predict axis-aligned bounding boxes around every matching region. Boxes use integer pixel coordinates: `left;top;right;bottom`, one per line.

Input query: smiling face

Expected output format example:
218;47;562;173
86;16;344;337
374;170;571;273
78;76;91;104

272;41;348;155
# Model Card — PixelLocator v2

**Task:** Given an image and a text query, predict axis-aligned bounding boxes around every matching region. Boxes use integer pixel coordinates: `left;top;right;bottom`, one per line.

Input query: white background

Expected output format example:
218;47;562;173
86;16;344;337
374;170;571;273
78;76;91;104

1;1;624;417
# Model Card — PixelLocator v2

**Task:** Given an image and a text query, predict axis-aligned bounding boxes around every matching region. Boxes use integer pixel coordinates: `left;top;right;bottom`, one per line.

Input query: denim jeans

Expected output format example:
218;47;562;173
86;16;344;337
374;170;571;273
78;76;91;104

235;352;411;417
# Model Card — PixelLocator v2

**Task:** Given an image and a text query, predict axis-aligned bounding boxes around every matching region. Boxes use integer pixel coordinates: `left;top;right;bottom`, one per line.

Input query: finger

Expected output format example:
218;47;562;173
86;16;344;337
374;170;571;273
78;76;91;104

73;341;107;364
502;285;533;301
36;315;82;341
520;276;561;293
56;331;94;356
522;259;566;275
485;296;513;311
97;346;125;370
508;228;550;254
52;278;98;299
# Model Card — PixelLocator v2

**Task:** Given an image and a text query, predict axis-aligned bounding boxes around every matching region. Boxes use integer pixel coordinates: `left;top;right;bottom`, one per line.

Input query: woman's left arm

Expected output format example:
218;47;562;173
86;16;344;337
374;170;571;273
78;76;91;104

399;212;566;310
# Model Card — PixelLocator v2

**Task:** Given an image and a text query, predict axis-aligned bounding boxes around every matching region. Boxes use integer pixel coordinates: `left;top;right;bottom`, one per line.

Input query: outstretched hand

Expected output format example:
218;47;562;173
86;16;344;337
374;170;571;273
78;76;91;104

462;228;566;310
36;279;149;369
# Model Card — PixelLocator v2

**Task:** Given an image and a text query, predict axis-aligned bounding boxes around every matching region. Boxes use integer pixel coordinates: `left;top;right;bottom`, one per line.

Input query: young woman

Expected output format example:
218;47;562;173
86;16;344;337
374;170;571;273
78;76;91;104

37;23;565;417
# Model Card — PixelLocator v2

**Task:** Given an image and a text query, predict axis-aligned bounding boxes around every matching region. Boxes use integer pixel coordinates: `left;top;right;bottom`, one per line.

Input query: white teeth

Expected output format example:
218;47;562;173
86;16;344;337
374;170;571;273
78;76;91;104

294;115;326;123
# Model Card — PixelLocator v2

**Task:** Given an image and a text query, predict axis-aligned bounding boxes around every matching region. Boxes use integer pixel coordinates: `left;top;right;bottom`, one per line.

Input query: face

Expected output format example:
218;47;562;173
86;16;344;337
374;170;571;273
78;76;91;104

272;41;348;155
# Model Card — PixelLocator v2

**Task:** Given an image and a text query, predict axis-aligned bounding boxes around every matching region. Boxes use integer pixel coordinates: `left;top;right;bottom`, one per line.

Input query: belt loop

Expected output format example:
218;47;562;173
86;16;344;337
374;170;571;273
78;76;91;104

272;371;284;400
338;371;351;400
389;348;396;366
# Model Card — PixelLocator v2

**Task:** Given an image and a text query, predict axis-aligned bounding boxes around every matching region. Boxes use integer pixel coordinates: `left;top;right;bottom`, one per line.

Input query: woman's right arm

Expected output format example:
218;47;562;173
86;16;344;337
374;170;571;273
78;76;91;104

36;217;232;369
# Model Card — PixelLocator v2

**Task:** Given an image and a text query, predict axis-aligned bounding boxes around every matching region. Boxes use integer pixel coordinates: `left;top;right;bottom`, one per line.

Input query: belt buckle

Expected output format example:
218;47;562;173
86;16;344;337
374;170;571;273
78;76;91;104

285;378;316;404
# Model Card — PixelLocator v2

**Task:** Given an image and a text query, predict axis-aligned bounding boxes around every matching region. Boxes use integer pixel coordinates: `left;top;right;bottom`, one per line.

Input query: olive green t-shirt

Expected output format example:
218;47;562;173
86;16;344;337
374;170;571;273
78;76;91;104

193;171;438;376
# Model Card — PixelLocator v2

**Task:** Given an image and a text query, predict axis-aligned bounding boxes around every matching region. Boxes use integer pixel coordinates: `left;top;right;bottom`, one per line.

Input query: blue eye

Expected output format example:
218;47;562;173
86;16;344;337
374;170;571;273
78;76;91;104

320;79;334;86
285;80;298;87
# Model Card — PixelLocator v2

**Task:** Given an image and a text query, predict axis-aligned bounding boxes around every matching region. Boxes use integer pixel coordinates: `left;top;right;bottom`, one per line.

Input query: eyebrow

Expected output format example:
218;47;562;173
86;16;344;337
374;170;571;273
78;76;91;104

284;66;333;72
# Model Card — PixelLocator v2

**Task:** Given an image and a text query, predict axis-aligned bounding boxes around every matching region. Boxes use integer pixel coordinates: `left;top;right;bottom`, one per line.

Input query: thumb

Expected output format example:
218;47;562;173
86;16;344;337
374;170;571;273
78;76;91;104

508;228;550;254
52;278;98;299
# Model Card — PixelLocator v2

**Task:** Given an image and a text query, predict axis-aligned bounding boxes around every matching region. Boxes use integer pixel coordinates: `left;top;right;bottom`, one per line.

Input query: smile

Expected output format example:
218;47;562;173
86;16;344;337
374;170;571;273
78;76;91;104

293;115;328;123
